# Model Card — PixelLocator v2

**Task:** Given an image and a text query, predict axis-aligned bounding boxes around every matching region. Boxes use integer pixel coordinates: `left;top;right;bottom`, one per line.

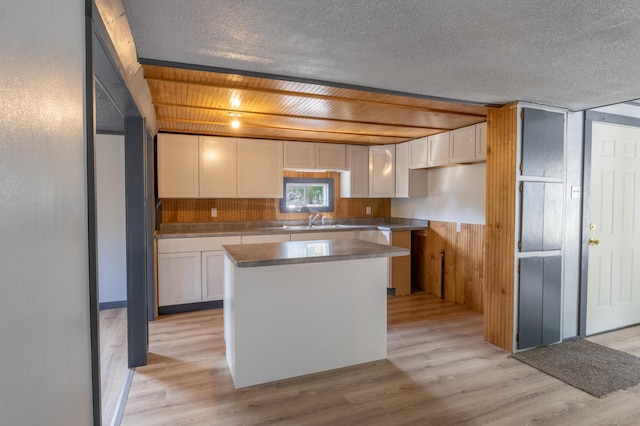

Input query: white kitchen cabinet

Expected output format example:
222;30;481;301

283;141;316;169
199;136;237;198
369;144;396;197
290;231;357;241
284;142;346;171
241;234;291;244
427;132;450;167
157;236;241;308
158;251;202;306
475;121;487;160
237;138;283;198
409;137;429;169
202;251;225;301
450;125;477;163
157;133;199;198
316;143;346;170
341;145;369;198
395;142;429;198
357;229;383;243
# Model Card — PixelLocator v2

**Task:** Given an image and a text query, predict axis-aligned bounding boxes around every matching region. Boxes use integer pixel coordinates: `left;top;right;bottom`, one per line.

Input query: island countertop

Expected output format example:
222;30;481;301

222;238;409;268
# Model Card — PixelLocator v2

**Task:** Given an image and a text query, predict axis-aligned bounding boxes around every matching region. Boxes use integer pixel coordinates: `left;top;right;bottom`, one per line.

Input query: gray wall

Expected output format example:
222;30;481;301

391;163;486;225
0;1;93;424
563;111;585;339
97;134;127;304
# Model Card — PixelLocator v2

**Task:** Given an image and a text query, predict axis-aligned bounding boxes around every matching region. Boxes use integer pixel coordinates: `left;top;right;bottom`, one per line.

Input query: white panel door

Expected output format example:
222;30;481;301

202;251;224;301
283;141;315;169
158;252;202;306
237;139;284;198
450;125;476;163
587;122;640;334
475;122;487;160
369;145;395;197
427;132;450;166
341;145;369;198
157;133;199;198
316;143;346;170
395;142;409;198
199;136;237;198
409;137;428;169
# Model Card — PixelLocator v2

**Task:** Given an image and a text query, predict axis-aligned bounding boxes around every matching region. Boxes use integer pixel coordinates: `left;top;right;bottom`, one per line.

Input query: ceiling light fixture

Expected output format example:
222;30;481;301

229;112;242;129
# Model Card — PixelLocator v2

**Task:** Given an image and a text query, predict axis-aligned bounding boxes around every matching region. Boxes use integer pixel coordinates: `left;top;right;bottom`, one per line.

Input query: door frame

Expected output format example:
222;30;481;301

578;110;640;337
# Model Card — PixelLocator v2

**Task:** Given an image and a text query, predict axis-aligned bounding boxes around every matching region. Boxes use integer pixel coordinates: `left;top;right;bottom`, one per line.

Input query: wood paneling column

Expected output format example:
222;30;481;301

484;103;518;352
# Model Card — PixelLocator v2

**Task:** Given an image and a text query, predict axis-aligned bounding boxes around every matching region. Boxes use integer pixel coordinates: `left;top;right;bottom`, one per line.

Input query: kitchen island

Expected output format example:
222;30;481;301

222;238;409;388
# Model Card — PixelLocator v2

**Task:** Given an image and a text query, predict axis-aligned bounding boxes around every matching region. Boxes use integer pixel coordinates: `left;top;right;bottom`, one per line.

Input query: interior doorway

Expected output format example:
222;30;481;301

586;121;640;335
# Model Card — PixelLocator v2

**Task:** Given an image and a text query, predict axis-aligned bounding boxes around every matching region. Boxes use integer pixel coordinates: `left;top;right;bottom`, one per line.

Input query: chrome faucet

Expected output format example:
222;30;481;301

309;213;321;226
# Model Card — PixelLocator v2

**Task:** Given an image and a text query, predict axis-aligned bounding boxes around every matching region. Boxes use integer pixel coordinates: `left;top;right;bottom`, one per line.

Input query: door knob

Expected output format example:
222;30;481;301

589;238;601;246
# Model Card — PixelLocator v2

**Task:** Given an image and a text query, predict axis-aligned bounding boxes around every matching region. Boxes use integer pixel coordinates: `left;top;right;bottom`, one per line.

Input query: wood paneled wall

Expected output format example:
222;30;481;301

161;171;391;223
412;221;484;312
484;103;518;352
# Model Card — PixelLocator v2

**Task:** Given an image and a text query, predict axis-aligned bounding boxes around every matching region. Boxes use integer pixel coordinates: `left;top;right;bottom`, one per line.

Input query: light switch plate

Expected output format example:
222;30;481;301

210;207;218;217
571;186;581;199
366;206;371;215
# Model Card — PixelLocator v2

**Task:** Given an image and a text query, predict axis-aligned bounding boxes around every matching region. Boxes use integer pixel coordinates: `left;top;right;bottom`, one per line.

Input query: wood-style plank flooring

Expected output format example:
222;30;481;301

100;308;129;426
121;293;640;425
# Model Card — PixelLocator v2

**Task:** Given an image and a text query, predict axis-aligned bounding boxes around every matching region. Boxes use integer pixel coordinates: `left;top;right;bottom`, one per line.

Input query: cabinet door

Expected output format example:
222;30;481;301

316;143;346;170
199;136;237;198
202;251;224;301
390;231;411;296
158;252;202;306
157;133;199;198
340;145;369;198
475;122;487;161
521;108;564;178
237;139;284;198
357;230;383;243
409;137;428;169
395;142;409;198
449;125;476;163
283;141;315;169
369;145;395;197
427;132;450;166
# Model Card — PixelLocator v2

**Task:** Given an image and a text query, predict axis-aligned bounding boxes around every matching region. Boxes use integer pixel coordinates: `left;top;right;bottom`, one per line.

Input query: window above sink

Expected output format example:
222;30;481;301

279;177;334;213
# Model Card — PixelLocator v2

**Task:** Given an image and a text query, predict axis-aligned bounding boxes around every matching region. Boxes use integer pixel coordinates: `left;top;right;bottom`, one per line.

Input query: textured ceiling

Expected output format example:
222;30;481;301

123;0;640;111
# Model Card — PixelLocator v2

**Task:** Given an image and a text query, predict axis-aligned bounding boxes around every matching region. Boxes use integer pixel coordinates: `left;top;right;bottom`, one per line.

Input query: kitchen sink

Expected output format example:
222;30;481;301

280;225;315;230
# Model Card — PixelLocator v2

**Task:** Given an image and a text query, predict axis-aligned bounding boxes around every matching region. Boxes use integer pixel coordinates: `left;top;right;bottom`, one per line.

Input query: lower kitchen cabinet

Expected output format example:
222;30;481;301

158;251;202;306
290;231;357;241
157;236;241;312
202;251;225;301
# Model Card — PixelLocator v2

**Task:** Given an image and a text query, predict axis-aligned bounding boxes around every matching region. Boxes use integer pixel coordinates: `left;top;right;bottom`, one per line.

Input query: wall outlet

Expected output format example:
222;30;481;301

210;207;217;218
366;206;371;215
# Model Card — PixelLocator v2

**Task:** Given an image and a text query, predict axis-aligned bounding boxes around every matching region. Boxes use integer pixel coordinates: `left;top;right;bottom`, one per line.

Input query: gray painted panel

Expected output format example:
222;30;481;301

543;183;564;251
522;108;565;178
542;256;562;345
518;258;544;349
521;182;544;251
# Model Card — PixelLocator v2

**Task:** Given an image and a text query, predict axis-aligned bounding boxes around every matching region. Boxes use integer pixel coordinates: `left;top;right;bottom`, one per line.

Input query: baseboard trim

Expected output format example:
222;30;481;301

158;300;223;315
100;300;127;310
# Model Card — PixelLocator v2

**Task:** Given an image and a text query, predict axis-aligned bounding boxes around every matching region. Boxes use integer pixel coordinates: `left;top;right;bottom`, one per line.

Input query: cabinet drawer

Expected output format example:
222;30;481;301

158;236;242;253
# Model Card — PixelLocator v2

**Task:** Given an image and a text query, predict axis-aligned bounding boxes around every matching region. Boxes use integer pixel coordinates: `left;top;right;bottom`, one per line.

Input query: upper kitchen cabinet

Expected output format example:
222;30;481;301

408;137;429;169
157;133;200;198
341;145;369;198
199;136;237;198
369;144;396;197
315;143;346;170
427;132;450;167
450;125;477;163
283;141;316;169
237;139;284;198
475;121;487;161
395;142;428;198
283;141;346;170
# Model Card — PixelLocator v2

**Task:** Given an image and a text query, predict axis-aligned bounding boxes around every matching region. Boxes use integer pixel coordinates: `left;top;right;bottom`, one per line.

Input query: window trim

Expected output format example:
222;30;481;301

279;177;335;213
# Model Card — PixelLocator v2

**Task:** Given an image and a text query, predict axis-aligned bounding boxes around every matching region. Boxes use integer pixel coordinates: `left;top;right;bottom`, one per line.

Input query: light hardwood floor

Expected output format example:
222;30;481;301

100;308;129;426
121;293;640;425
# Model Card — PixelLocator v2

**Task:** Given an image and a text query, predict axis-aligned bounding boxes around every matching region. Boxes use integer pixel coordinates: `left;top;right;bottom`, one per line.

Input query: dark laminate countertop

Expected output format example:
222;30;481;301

156;219;427;239
222;238;410;268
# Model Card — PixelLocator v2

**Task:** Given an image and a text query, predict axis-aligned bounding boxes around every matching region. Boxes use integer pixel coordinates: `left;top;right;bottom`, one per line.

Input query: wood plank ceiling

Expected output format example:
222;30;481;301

143;64;488;145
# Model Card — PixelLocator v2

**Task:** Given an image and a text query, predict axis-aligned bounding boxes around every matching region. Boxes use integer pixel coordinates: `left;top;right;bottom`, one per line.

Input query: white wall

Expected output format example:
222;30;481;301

391;163;486;225
0;0;93;424
97;134;127;304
